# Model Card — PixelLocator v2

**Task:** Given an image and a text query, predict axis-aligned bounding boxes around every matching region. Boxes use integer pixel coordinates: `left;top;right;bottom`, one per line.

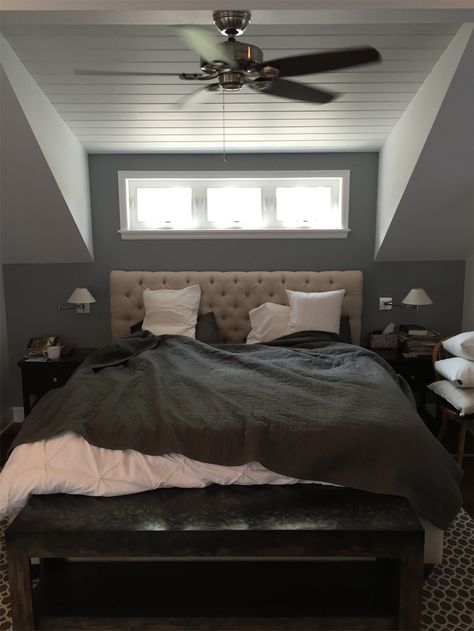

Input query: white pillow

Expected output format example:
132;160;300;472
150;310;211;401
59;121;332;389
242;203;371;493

427;380;474;417
442;332;474;361
286;288;345;335
435;357;474;388
246;303;289;344
142;285;201;337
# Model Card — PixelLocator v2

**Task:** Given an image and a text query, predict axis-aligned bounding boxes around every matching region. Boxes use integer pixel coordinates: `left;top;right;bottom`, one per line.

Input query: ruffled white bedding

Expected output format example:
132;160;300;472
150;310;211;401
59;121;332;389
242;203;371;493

0;430;442;563
0;431;306;519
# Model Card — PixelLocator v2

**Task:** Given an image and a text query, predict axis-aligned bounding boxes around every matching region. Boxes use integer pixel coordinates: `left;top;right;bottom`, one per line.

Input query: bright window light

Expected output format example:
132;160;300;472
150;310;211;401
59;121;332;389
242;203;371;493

119;171;349;237
136;187;192;227
276;186;339;228
207;188;262;227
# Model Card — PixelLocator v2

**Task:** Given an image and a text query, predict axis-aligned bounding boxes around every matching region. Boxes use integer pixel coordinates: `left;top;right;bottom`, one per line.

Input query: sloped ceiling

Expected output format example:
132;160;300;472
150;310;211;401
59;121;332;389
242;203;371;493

0;67;93;263
0;2;472;267
0;8;466;153
376;27;473;261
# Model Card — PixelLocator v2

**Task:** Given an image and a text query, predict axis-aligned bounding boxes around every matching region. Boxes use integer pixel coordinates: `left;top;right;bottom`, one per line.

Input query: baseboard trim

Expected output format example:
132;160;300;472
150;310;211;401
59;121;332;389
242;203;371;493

12;406;24;423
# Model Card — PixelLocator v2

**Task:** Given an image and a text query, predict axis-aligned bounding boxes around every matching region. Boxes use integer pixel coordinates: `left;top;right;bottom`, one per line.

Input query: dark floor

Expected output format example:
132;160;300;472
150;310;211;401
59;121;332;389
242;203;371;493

1;414;473;517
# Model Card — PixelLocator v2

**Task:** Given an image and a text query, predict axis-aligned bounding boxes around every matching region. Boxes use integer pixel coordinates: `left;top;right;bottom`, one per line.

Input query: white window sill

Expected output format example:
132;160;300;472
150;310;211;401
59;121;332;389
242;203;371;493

119;229;350;240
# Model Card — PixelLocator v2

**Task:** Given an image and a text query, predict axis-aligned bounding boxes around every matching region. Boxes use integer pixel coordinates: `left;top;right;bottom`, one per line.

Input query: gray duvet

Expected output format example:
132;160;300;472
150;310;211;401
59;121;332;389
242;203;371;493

13;331;462;529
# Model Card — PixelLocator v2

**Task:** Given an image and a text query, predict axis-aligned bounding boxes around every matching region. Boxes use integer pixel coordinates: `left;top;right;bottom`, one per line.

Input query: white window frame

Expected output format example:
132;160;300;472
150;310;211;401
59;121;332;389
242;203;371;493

118;170;350;239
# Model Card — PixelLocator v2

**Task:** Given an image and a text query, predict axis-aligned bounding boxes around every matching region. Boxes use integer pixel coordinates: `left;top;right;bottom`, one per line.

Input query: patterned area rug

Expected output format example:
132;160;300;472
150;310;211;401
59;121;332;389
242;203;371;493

0;509;472;630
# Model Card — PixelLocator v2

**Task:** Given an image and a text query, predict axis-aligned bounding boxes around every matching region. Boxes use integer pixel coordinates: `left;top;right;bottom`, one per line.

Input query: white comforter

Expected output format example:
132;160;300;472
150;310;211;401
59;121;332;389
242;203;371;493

0;431;305;519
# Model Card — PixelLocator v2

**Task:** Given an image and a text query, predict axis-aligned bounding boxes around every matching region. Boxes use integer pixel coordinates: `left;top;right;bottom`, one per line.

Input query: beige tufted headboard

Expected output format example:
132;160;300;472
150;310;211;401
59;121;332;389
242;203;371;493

110;270;363;345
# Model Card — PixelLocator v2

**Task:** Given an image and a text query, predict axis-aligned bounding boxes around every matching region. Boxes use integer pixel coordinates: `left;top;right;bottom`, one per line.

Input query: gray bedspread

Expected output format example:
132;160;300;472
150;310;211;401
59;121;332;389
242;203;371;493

13;331;462;528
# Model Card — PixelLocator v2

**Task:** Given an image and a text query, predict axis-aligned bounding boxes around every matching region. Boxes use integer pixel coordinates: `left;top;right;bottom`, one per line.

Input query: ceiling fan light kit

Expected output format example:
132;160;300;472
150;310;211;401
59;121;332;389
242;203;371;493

74;9;382;108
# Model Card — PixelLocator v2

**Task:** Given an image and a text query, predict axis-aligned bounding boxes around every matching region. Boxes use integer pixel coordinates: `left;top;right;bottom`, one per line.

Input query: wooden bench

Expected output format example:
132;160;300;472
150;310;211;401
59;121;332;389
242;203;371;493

6;484;424;630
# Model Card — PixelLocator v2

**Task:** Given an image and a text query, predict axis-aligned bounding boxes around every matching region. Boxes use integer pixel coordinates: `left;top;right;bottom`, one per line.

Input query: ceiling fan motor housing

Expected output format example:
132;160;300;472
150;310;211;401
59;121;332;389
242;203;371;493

200;39;263;74
212;10;251;37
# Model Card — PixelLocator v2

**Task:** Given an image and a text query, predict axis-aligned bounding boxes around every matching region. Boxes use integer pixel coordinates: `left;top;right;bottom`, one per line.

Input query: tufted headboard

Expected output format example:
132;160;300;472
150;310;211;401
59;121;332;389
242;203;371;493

110;270;363;345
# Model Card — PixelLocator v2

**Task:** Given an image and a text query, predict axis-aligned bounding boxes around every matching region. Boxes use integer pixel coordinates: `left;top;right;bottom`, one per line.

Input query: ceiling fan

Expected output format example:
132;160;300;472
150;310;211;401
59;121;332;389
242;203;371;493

74;9;382;108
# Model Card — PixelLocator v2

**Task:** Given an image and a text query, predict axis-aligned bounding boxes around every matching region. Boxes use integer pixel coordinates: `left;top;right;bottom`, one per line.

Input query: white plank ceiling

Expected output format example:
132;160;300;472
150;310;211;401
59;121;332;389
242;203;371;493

0;19;462;152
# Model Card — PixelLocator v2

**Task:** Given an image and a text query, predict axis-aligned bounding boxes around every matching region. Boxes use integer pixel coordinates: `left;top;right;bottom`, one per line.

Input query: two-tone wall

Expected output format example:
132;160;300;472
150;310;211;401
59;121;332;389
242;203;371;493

2;152;466;406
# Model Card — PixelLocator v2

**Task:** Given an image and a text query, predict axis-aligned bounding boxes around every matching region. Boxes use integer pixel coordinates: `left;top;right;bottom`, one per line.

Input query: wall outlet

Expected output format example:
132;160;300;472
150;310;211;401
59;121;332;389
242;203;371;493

379;297;393;311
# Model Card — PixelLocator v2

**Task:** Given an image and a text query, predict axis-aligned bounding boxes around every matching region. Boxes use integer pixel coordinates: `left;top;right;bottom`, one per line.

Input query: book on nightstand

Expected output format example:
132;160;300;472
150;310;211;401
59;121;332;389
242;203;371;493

398;325;440;357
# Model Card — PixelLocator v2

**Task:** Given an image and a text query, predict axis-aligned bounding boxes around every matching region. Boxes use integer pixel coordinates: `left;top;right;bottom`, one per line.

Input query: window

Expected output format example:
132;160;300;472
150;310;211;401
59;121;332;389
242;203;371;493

118;171;349;239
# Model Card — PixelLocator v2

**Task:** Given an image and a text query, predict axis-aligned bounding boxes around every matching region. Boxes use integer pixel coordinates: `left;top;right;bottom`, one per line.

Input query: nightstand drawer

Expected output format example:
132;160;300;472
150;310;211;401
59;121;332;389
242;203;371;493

18;349;95;415
21;364;74;394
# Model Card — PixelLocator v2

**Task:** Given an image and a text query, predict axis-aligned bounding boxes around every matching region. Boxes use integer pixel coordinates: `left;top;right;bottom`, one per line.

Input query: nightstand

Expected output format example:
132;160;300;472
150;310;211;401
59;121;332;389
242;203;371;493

18;349;95;416
369;347;434;412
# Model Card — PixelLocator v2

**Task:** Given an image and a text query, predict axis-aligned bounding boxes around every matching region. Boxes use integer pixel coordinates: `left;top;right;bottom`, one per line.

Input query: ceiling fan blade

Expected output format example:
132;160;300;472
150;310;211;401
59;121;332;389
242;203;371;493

177;26;233;66
173;83;220;109
74;69;180;77
249;78;335;104
257;46;381;78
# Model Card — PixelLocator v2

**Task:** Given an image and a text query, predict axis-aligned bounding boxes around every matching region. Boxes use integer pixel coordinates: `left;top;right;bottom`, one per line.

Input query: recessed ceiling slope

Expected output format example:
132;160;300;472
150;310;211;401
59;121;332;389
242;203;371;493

0;67;93;264
375;25;473;261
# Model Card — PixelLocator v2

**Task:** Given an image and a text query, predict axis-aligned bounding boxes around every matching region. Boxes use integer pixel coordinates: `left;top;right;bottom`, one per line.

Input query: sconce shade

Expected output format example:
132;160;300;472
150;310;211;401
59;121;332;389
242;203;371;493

402;288;433;307
67;288;96;305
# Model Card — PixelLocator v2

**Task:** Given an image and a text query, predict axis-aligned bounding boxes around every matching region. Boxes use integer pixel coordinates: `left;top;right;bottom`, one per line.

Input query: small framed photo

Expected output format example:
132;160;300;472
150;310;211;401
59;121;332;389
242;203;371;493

26;336;58;356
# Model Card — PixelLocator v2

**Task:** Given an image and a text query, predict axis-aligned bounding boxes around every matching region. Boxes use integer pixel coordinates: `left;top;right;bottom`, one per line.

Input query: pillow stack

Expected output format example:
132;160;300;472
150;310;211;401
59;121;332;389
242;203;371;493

428;332;474;416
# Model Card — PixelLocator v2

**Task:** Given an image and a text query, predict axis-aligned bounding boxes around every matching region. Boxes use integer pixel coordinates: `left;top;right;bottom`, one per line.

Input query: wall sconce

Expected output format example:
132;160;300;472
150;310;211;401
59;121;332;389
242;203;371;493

58;288;96;314
380;288;433;311
401;288;433;310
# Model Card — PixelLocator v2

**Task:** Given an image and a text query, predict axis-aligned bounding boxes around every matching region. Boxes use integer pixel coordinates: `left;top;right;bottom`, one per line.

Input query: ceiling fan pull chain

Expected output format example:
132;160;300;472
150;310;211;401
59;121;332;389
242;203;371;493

222;89;227;162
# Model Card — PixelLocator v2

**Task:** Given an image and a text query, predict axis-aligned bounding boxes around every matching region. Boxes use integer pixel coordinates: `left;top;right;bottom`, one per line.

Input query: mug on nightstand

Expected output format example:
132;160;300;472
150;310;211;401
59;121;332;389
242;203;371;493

43;345;62;360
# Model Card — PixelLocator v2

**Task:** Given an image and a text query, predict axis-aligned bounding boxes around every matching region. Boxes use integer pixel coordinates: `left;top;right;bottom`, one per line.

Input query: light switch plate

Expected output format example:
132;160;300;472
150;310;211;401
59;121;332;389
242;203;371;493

379;297;392;311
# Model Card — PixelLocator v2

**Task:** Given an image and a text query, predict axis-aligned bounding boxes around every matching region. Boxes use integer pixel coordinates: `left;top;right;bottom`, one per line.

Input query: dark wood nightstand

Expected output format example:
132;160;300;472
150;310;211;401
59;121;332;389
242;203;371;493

18;349;95;416
369;347;434;412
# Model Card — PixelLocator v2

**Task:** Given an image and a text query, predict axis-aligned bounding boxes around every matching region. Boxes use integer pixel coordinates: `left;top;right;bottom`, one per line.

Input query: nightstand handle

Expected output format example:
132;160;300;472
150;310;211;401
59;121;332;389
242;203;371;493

52;377;58;384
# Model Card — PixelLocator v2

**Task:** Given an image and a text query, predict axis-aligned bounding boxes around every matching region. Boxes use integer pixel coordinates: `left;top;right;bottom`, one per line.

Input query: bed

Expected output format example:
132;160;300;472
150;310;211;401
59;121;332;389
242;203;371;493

1;270;463;629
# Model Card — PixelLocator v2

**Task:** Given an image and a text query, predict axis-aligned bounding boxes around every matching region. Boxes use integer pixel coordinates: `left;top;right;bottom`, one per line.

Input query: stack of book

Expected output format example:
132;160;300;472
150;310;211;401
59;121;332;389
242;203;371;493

398;325;441;357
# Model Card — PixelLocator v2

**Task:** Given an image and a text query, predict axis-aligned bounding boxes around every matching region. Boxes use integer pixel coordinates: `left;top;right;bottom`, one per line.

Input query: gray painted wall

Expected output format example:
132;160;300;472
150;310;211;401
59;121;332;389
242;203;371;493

0;267;11;429
462;250;473;331
3;152;465;405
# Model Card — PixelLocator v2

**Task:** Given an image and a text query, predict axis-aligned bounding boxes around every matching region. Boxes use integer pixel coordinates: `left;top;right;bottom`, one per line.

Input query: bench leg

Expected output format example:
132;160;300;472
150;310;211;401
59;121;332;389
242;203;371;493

398;544;424;631
7;541;35;631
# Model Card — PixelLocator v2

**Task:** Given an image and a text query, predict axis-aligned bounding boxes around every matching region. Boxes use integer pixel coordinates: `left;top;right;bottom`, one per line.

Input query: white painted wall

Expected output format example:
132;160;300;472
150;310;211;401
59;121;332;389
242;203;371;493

0;34;93;260
462;250;474;331
375;23;473;255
